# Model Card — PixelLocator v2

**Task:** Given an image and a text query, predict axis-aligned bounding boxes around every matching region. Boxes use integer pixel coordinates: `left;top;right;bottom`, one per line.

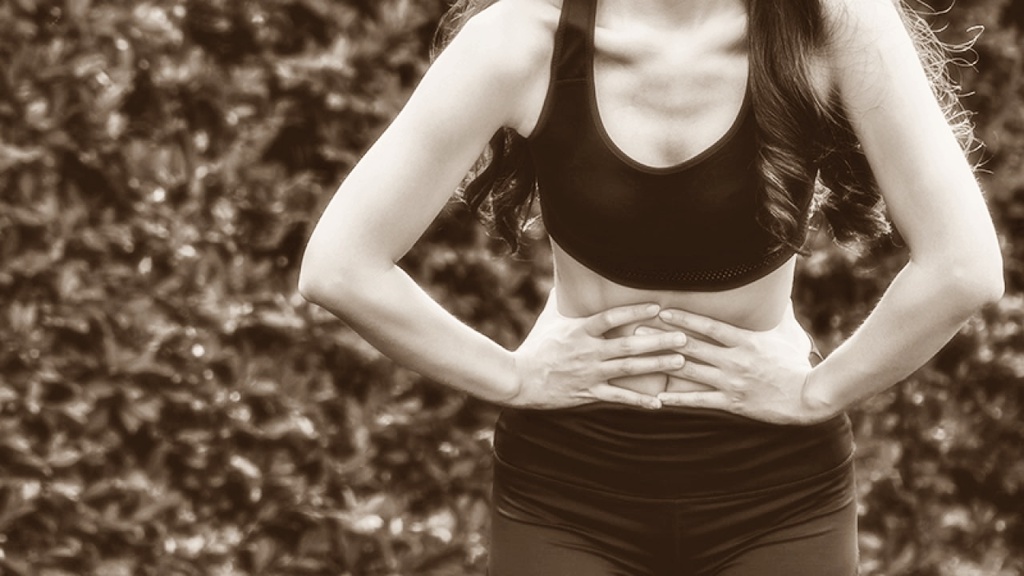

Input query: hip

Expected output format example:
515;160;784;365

493;404;854;499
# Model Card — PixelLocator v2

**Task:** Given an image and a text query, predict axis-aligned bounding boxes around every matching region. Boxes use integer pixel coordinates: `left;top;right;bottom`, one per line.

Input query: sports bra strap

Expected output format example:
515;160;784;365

552;0;593;82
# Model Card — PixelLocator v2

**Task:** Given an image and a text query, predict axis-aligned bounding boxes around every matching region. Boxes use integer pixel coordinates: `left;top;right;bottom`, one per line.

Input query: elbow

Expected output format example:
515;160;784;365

298;241;394;312
297;245;362;308
969;268;1006;307
939;253;1005;313
296;257;333;307
296;265;331;306
298;223;397;310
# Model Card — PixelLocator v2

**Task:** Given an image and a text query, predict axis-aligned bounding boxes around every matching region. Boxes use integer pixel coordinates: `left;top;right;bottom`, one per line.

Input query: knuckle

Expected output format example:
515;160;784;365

602;310;622;326
568;324;589;340
571;343;597;361
623;359;643;374
617;359;635;374
679;362;696;377
553;334;574;353
661;355;682;370
666;333;686;347
562;347;581;363
619;339;639;356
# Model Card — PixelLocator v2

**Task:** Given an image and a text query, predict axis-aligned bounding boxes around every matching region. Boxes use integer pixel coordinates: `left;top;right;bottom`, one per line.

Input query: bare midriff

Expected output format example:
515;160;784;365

550;239;812;396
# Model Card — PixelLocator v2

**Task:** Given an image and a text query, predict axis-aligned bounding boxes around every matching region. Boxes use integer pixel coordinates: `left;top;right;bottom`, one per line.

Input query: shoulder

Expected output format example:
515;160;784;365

819;0;907;42
442;0;559;87
436;0;560;130
817;0;918;95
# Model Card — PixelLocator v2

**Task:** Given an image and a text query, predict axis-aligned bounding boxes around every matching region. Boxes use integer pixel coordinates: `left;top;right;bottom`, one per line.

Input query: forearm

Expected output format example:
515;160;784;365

804;259;1003;412
300;265;518;403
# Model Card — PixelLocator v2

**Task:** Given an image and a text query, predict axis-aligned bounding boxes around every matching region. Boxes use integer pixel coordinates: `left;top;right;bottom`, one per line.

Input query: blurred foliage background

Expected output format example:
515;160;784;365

0;0;1020;574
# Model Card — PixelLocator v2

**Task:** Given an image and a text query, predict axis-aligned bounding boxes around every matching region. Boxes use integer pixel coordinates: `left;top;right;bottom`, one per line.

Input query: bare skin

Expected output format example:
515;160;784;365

537;0;811;395
298;0;1002;423
554;250;807;396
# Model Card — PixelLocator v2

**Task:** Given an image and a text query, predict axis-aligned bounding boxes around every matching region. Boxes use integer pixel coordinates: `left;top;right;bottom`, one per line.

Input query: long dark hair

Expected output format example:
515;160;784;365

434;0;977;253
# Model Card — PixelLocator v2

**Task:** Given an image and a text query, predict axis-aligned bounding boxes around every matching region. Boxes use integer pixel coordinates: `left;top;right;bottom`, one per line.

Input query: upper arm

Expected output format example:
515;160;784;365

822;0;1000;275
302;3;552;276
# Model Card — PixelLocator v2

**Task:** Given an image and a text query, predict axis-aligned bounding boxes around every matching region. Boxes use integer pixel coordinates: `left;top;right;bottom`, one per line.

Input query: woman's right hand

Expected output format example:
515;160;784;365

503;290;687;410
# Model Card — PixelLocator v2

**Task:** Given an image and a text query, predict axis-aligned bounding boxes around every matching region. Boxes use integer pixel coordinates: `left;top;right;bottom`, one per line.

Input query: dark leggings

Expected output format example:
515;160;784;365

488;406;858;576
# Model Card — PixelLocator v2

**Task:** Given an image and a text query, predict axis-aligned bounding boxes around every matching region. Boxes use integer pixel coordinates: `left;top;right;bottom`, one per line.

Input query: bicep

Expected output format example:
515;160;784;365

305;19;529;271
825;0;996;264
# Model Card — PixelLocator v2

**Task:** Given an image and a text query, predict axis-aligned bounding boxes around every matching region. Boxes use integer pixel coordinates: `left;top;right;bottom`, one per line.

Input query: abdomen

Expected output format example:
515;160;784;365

550;240;800;395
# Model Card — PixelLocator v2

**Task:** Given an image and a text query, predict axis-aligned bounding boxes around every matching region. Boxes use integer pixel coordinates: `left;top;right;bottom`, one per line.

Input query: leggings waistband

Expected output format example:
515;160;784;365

494;405;854;499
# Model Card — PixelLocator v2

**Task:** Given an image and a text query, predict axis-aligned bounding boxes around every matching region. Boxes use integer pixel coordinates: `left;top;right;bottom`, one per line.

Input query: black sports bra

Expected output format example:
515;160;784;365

526;0;798;291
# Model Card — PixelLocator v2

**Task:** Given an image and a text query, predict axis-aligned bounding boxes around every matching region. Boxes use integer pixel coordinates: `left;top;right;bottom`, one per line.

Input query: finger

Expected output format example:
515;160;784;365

583;303;661;337
589;383;663;410
675;337;731;367
658;309;746;346
599;331;687;359
633;325;666;335
664;375;717;393
665;361;726;389
656;391;734;411
598;353;685;380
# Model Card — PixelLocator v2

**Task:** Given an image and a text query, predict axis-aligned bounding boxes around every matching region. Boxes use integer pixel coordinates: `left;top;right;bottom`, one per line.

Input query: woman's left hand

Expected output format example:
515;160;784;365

652;308;840;425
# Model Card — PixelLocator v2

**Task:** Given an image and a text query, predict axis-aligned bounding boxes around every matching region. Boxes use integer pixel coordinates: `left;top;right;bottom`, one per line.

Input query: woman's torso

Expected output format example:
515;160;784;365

507;0;812;393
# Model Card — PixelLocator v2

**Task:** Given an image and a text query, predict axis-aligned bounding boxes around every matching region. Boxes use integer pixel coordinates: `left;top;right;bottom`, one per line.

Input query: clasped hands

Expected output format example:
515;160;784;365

506;291;838;425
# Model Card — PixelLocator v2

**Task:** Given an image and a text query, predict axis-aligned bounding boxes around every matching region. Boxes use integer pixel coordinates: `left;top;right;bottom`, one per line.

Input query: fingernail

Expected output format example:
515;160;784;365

645;304;660;316
648;398;662;410
673;334;687;346
659;310;674;321
671;355;685;368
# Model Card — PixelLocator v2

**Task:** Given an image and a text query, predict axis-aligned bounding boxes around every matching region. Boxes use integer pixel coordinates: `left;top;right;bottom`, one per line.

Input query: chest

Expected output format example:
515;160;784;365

591;23;750;169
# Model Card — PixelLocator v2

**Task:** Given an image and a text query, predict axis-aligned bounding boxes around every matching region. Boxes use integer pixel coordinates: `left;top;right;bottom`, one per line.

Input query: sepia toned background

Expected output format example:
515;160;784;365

0;0;1021;574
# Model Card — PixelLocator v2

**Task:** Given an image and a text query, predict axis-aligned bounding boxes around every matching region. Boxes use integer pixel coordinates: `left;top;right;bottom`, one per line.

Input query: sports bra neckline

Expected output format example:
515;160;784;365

582;0;753;175
522;0;794;292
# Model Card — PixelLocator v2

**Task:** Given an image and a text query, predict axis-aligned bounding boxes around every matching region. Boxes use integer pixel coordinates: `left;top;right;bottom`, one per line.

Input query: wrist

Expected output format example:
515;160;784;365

489;349;524;405
801;367;841;421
